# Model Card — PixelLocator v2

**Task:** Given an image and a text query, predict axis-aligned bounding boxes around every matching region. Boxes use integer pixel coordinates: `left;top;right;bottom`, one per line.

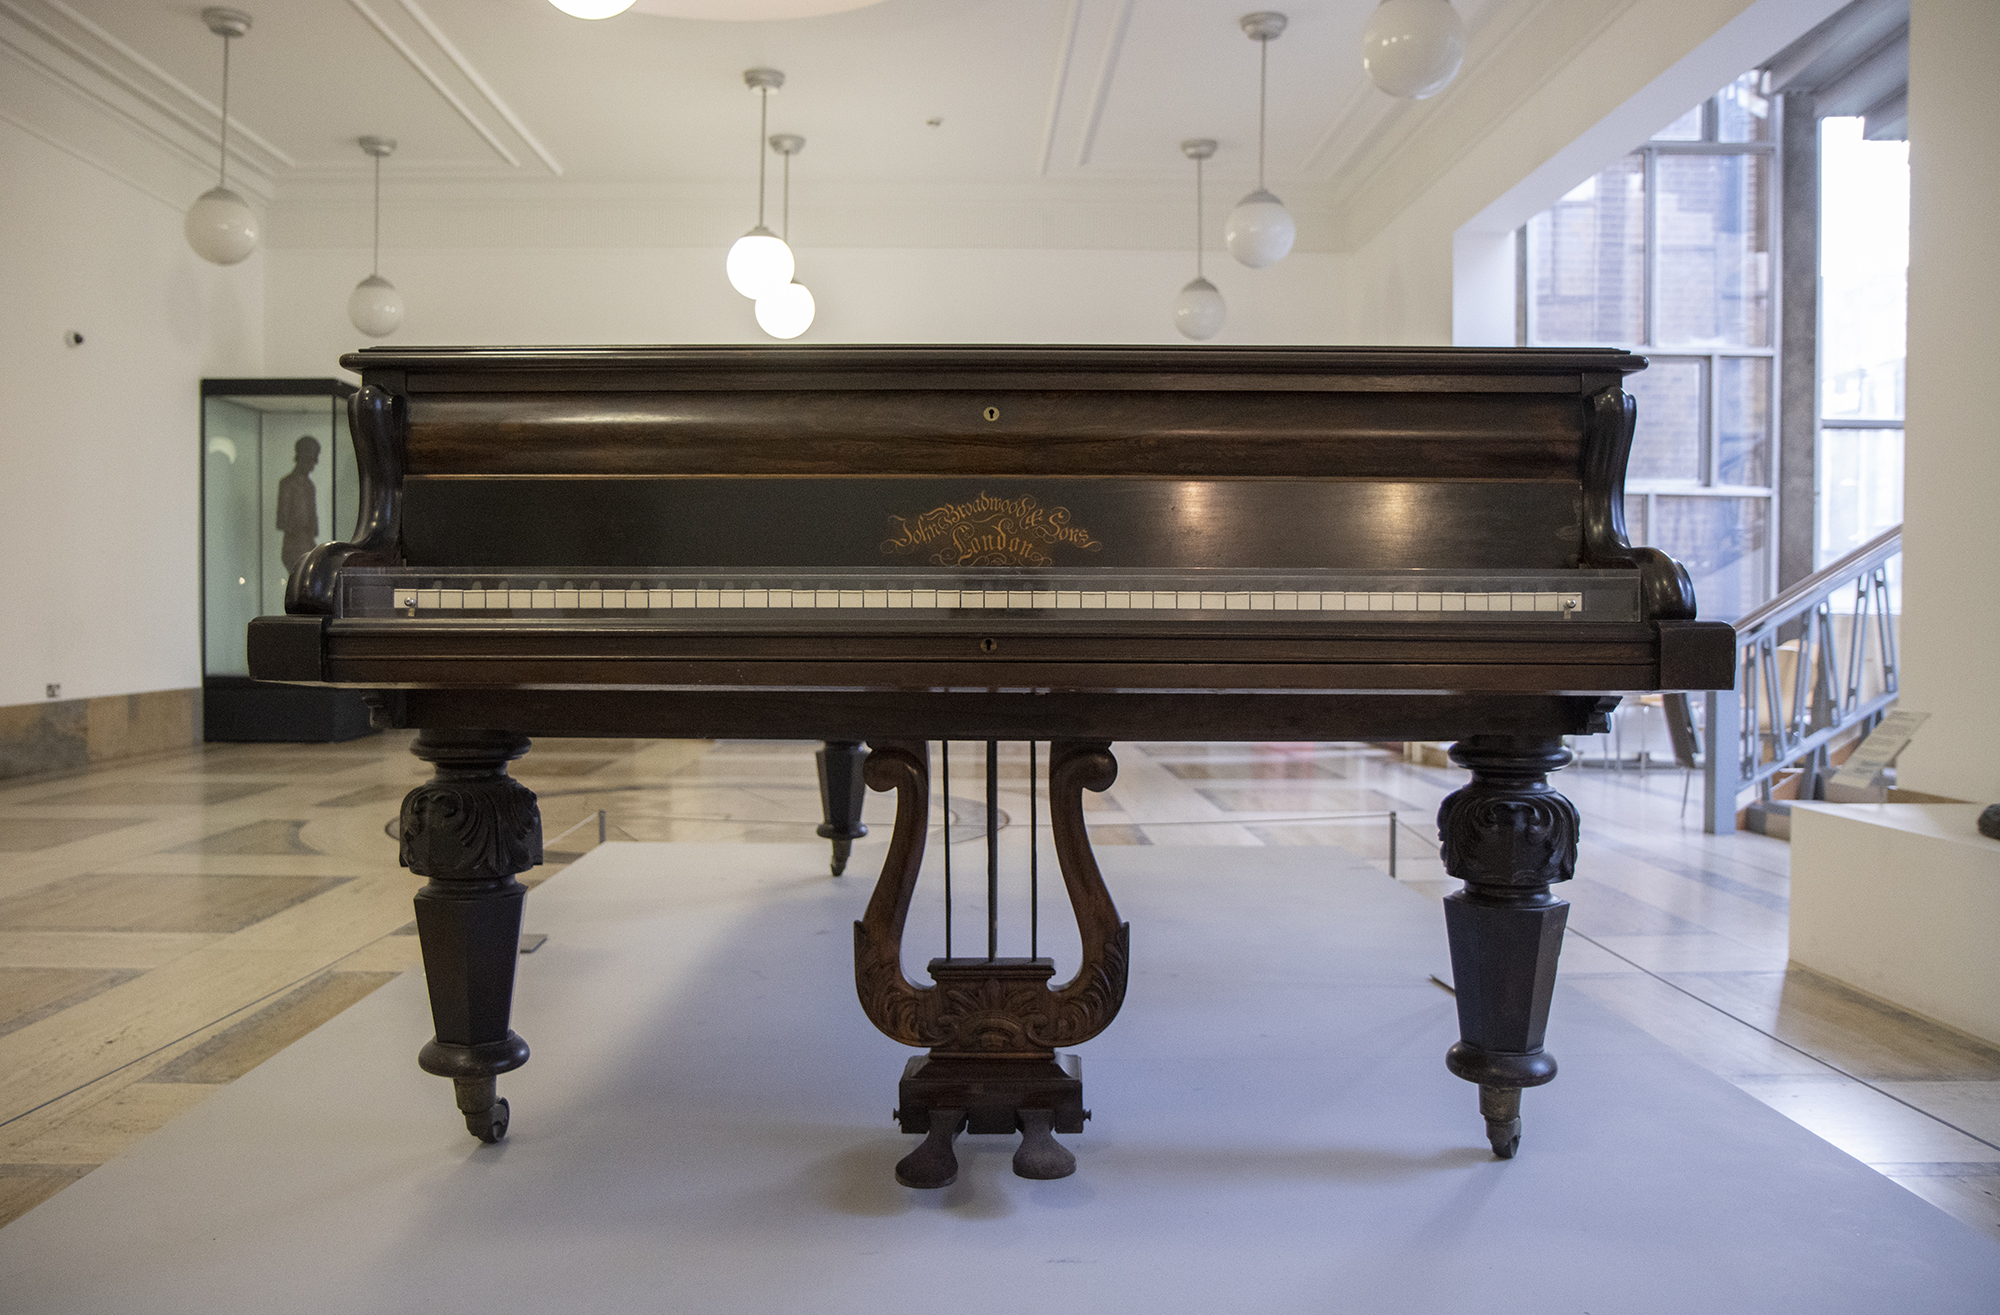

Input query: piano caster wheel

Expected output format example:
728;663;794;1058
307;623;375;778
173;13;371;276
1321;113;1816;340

1012;1109;1076;1180
455;1077;510;1144
1481;1085;1521;1160
829;837;852;877
895;1108;965;1189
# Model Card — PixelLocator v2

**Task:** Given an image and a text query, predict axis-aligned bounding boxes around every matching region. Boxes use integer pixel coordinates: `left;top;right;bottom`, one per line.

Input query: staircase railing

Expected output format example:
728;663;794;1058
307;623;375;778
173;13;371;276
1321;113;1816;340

1700;525;1902;833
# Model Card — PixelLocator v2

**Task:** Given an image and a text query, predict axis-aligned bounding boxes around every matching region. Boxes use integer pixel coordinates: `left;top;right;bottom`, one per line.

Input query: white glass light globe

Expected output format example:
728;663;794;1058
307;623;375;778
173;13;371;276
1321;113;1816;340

726;227;795;299
1362;0;1466;100
549;0;636;17
1174;278;1226;340
755;281;816;339
1224;190;1296;268
348;274;404;337
185;186;259;265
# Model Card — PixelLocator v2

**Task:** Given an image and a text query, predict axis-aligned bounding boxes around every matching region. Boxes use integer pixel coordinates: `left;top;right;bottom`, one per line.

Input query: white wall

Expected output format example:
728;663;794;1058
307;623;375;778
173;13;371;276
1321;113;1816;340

264;244;1352;376
0;119;263;707
1895;0;2000;801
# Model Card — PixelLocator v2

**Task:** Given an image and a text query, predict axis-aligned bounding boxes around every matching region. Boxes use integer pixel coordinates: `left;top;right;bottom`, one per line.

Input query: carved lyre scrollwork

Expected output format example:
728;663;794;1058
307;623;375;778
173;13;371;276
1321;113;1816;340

852;740;1131;1058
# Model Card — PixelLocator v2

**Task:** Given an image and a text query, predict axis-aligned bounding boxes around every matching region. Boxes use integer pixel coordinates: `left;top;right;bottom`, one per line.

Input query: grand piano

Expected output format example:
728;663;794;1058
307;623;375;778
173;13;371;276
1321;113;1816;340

249;344;1734;1187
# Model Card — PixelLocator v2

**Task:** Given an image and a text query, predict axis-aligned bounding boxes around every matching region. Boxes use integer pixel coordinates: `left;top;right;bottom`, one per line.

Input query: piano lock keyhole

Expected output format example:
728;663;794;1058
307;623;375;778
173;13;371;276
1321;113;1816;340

980;638;998;654
982;406;1000;422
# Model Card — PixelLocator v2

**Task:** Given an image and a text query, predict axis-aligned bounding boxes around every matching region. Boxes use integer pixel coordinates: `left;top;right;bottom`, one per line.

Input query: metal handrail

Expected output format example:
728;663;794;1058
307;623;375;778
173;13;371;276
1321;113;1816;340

1699;525;1902;832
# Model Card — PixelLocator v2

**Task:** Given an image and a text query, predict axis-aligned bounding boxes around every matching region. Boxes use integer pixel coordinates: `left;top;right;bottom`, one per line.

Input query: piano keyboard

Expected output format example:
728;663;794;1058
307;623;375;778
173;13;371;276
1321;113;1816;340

379;585;1586;616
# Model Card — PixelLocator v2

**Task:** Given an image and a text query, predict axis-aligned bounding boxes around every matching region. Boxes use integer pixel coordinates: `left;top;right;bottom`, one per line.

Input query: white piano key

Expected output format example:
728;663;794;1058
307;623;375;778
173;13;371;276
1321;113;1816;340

1031;591;1057;609
1082;591;1108;609
839;590;865;608
1128;592;1156;609
1535;592;1559;611
1274;593;1298;610
813;589;837;608
1442;593;1466;611
665;589;691;608
719;590;744;608
768;589;795;608
1249;592;1274;610
1200;592;1226;610
935;590;960;609
439;590;464;610
578;590;601;609
1224;592;1250;610
914;590;939;609
696;590;721;608
743;590;768;608
554;589;578;609
1418;593;1442;611
507;589;532;609
864;590;889;608
415;590;441;611
1368;593;1392;611
1392;593;1418;611
1464;593;1488;611
1177;592;1202;610
531;590;556;610
645;589;670;608
1057;591;1081;609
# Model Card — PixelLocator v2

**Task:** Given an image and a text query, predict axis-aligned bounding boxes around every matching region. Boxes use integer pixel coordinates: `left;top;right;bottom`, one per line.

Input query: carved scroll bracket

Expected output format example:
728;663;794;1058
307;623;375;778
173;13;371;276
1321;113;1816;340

1579;385;1698;622
288;383;406;616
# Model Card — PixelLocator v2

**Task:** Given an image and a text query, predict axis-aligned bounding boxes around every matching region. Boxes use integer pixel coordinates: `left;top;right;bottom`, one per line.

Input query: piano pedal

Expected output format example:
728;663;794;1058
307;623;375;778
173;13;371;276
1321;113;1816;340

894;1107;966;1189
1480;1085;1522;1159
1012;1108;1076;1180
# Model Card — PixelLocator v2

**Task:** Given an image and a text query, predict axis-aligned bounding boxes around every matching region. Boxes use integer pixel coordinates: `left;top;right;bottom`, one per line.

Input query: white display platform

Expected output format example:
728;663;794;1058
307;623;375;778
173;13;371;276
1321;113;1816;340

4;843;1997;1313
1791;802;2000;1047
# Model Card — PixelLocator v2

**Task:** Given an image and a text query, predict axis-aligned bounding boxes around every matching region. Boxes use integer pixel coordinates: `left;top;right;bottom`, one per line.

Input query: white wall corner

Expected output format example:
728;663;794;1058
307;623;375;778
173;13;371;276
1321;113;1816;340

1451;229;1516;346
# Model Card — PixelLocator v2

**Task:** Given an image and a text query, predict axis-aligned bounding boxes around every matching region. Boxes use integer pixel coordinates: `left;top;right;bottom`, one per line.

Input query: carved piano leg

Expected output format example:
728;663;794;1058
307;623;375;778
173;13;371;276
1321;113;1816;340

400;730;542;1143
814;740;870;876
1436;736;1575;1159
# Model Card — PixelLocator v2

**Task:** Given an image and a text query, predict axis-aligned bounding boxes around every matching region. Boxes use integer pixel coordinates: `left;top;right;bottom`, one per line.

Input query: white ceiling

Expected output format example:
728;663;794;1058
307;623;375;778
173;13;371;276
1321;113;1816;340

28;0;1512;197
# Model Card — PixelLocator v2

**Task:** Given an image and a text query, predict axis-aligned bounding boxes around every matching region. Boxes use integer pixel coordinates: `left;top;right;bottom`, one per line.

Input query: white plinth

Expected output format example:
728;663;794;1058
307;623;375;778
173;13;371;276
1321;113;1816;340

3;843;1997;1313
1791;803;2000;1047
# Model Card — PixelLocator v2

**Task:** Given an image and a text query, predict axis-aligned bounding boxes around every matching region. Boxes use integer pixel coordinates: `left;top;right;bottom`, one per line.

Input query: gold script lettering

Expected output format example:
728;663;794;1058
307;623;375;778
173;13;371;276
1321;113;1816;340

882;493;1102;567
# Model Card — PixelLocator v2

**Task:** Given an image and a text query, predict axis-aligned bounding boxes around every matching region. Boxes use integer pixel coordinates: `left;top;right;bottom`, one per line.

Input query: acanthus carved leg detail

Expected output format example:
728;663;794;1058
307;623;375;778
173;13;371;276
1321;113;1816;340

856;740;1127;1184
1436;735;1576;1159
401;729;542;1143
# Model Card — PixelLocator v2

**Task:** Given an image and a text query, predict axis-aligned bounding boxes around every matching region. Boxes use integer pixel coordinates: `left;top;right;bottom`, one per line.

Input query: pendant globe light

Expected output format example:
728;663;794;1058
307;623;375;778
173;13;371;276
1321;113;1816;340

547;0;635;16
183;8;259;266
347;137;404;338
1224;11;1295;270
1362;0;1466;100
1173;139;1225;340
755;134;815;339
725;68;795;300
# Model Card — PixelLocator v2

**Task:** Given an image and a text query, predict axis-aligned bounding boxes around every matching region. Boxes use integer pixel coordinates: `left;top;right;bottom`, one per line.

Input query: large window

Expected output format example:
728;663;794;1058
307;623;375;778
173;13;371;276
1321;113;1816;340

1521;73;1777;621
1817;115;1906;567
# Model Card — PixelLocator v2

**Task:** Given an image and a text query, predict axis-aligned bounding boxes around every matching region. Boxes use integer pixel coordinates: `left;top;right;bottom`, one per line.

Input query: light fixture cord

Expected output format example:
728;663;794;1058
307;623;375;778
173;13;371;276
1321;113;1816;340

782;149;790;243
217;32;232;187
371;151;382;277
1257;35;1267;192
757;87;769;229
1195;155;1205;280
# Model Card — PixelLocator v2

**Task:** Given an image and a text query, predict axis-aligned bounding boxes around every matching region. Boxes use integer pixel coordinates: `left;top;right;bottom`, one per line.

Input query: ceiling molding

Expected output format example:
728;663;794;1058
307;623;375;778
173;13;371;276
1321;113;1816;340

393;0;563;177
345;0;520;169
1036;0;1083;177
0;0;288;188
1072;0;1133;169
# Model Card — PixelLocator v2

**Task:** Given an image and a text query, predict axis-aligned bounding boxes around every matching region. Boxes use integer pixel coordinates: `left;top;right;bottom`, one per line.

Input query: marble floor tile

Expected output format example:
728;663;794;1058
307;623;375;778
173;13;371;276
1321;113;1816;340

167;820;322;856
0;873;353;935
1670;970;2000;1081
315;783;413;808
512;757;618;778
24;782;280;807
173;755;361;777
0;967;139;1035
0;818;150;852
0;931;225;970
1567;973;1832;1079
1874;1082;2000;1148
1158;760;1346;780
1735;1074;2000;1165
146;971;399;1084
1585;932;1789;974
1195;786;1410;814
3;1083;220;1165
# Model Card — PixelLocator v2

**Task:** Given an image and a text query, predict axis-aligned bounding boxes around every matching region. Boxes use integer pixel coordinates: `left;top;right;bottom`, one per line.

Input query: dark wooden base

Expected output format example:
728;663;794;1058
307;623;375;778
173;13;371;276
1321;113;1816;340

896;1053;1086;1137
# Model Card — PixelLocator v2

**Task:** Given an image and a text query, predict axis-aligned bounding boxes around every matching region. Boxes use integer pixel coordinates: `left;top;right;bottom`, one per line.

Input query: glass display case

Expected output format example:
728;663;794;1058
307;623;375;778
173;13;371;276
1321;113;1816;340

201;379;373;741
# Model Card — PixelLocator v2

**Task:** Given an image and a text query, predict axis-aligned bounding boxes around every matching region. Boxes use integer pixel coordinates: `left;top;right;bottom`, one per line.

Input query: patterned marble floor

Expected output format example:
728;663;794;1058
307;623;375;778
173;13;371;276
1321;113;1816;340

0;733;1995;1244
